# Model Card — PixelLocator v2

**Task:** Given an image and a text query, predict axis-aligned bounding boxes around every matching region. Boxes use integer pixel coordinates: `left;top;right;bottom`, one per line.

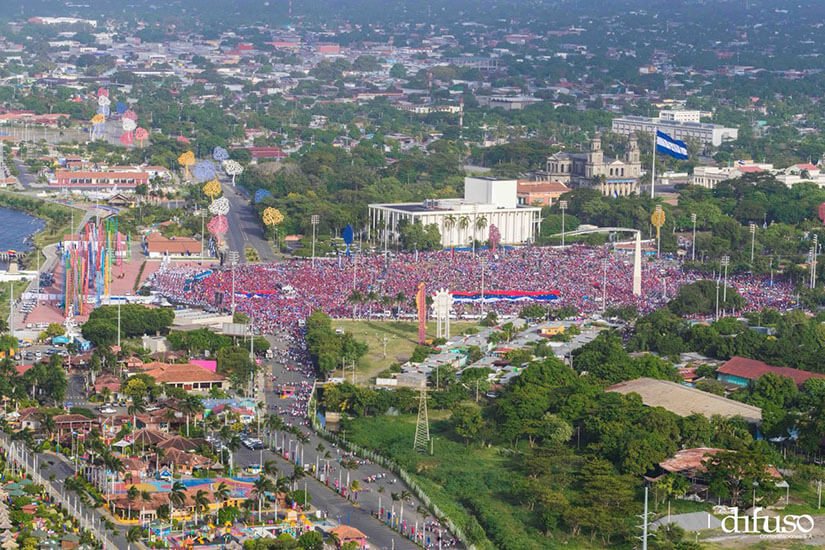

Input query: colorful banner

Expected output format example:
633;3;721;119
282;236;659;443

452;290;560;303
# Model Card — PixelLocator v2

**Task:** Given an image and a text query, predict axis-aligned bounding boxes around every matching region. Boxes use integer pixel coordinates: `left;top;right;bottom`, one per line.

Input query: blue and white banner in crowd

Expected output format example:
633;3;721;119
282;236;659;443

655;130;689;160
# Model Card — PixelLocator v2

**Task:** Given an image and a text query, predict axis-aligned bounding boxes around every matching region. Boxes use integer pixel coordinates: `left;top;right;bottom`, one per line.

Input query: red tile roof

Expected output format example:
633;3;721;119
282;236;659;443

141;362;227;385
718;356;825;386
659;447;721;474
516;180;569;193
736;165;765;173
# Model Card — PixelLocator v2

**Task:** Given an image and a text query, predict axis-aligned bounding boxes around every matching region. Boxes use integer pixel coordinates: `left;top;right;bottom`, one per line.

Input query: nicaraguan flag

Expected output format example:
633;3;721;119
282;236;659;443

655;130;689;160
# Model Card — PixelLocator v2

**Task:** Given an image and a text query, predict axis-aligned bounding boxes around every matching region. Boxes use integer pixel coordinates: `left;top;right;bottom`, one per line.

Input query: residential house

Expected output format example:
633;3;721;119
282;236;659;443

716;356;825;388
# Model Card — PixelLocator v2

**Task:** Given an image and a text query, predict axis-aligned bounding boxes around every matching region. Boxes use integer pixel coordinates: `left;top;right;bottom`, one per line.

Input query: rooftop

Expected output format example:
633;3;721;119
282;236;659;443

607;377;762;423
717;356;825;387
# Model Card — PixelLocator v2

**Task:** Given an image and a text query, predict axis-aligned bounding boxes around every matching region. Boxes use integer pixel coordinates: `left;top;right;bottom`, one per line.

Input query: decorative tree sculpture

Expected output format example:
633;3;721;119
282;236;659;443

178;151;196;180
223;159;244;185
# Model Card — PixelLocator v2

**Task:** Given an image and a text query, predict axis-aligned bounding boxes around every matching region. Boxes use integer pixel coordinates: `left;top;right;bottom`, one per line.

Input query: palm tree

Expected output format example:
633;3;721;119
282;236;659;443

179;395;203;437
394;292;406;317
126;485;139;520
263;460;280;480
347;290;364;319
40;413;55;443
126;526;143;550
475;214;488;251
223;434;242;474
265;414;285;448
365;290;378;319
193;489;210;525
290;464;305;491
169;481;187;525
127;397;146;430
442;214;457;248
458;215;470;246
252;476;274;523
213;481;230;522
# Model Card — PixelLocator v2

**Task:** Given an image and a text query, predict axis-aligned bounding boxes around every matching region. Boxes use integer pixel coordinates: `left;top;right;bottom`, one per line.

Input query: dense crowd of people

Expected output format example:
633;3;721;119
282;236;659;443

148;245;795;334
268;332;314;425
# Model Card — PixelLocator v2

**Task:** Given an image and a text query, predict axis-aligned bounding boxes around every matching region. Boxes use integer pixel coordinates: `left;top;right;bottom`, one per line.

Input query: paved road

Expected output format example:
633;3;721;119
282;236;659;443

238;332;457;549
2;434;128;549
220;180;275;263
234;443;417;550
12;158;34;189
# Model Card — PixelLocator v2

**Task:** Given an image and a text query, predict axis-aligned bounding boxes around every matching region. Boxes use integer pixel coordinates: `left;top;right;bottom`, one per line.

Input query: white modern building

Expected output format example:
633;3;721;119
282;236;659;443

658;110;703;123
368;177;542;248
690;162;773;189
611;115;738;147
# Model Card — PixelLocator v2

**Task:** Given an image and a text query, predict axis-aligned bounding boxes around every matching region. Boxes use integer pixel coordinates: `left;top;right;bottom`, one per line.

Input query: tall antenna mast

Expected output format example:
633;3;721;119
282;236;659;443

413;388;430;453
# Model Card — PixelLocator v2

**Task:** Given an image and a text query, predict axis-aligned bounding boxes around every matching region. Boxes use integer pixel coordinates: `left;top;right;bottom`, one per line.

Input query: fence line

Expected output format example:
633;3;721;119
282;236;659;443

0;433;117;550
308;389;475;550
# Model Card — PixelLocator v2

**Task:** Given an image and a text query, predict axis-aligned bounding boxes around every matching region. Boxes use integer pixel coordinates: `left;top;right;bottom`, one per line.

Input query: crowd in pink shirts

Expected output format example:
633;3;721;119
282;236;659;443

148;246;795;334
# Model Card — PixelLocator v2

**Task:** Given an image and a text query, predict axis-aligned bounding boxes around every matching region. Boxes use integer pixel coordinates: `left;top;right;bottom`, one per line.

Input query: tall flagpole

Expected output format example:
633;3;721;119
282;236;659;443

650;127;657;199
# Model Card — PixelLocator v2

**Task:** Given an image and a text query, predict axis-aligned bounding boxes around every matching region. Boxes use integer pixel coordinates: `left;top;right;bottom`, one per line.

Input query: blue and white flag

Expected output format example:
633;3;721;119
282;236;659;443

655;130;689;160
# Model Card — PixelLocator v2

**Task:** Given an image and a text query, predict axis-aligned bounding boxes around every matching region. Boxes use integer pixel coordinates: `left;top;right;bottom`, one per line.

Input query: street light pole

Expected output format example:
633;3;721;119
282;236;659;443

691;213;697;262
721;255;730;314
480;258;486;319
311;214;320;267
559;200;567;248
228;250;239;315
749;223;756;264
812;235;819;289
602;258;607;313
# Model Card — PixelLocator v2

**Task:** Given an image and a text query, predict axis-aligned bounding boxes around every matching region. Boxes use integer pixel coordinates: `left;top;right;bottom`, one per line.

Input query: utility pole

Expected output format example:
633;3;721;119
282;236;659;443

311;214;320;267
640;485;650;550
721;255;730;312
602;258;608;313
749;222;756;264
117;300;121;349
480;257;486;319
8;282;13;337
228;250;239;315
559;200;567;248
812;234;819;289
691;213;697;262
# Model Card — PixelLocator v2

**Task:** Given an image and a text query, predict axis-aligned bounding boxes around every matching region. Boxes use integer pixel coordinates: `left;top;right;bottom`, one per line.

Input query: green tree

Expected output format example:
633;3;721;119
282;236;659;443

451;402;485;444
297;530;323;550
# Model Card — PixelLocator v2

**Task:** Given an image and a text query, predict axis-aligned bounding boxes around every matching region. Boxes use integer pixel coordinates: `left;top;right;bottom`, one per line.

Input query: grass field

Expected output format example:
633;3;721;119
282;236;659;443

346;414;612;550
0;281;16;326
331;319;479;382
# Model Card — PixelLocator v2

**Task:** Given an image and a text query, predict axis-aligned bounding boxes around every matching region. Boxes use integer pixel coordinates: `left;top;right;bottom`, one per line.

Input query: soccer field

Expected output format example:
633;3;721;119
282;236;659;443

331;319;479;383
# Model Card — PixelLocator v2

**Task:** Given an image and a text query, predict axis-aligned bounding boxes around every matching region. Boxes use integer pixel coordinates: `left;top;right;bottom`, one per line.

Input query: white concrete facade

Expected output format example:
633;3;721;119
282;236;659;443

367;201;541;248
612;116;738;147
368;177;541;248
658;110;702;123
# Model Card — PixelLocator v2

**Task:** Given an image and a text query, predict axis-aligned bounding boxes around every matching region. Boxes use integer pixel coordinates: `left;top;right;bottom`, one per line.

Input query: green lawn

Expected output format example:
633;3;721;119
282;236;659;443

0;281;16;326
346;414;597;550
332;319;478;382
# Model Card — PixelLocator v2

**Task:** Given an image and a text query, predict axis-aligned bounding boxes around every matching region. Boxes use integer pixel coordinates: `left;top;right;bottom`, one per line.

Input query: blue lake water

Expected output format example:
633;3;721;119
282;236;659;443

0;206;45;253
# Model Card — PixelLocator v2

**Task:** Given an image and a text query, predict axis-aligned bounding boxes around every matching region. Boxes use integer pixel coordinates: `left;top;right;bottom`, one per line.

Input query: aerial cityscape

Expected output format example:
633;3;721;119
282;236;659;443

1;0;825;549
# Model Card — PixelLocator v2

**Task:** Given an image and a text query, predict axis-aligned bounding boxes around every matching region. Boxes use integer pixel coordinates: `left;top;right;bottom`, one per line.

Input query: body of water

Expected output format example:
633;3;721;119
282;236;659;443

0;206;44;254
